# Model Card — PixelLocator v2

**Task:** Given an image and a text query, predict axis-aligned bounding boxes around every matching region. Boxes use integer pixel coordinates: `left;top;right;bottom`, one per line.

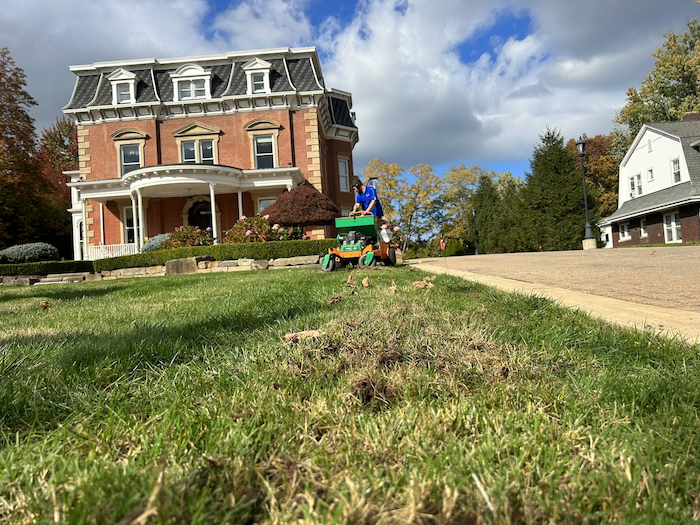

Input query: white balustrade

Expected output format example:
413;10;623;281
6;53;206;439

85;243;139;261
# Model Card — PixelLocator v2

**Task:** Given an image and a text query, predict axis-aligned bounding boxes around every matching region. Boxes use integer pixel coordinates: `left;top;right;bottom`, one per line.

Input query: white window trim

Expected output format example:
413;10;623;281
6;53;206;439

338;157;350;192
122;206;139;244
671;158;681;184
253;135;275;169
120;144;142;176
243;58;272;95
619;222;631;242
663;211;682;244
647;167;654;182
257;197;276;213
629;174;642;198
170;64;212;102
640;217;648;238
107;68;137;105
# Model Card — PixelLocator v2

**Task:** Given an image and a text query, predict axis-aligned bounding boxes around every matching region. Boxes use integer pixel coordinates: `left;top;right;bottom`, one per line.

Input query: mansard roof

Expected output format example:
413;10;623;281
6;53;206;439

64;47;327;110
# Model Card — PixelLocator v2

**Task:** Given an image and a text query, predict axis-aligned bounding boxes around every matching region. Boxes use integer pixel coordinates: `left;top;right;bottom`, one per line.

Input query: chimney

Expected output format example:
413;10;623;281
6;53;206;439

681;112;700;121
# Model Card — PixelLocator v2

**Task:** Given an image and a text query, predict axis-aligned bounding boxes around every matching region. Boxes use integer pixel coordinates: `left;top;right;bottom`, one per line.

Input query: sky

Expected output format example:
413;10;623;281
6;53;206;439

1;0;698;180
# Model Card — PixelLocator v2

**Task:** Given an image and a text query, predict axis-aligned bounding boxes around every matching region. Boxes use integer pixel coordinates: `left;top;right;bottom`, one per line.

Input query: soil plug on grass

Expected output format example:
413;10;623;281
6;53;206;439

327;295;342;304
41;301;51;311
362;277;370;288
283;330;323;345
389;280;397;294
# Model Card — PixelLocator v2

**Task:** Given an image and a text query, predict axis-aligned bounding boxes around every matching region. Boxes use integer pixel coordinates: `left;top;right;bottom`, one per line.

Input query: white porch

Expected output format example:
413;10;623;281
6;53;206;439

68;164;305;261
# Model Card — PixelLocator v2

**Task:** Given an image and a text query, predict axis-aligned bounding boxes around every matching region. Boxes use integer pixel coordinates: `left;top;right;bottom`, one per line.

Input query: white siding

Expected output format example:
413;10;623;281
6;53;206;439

618;128;687;208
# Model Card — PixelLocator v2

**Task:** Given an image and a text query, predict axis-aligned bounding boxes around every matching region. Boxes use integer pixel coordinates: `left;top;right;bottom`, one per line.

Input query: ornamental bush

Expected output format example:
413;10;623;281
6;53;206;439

270;223;304;241
141;233;171;253
162;226;213;248
223;214;271;243
0;243;61;264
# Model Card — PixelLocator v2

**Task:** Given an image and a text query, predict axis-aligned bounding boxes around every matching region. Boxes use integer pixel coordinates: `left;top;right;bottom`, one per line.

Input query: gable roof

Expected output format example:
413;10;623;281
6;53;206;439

644;122;700;187
600;121;700;225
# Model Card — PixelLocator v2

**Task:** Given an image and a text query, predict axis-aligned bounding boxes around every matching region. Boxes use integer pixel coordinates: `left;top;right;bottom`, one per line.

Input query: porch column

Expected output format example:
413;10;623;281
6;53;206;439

130;193;138;249
237;191;243;219
99;203;105;245
137;188;145;249
81;198;88;261
209;183;218;244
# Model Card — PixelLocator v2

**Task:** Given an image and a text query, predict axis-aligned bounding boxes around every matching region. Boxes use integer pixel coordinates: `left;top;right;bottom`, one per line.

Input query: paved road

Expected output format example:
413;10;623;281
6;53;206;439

411;246;700;344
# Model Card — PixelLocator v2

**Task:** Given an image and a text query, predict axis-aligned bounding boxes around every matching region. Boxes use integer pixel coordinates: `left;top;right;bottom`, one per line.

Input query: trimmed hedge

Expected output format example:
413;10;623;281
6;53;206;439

0;260;95;277
93;239;337;272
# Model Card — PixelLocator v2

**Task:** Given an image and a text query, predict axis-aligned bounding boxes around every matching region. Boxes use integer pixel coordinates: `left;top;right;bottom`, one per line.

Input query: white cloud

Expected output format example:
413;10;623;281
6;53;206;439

212;0;314;49
1;0;698;175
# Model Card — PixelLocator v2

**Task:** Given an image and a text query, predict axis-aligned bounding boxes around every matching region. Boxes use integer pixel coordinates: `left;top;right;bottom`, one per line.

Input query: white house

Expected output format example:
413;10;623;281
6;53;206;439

599;118;700;247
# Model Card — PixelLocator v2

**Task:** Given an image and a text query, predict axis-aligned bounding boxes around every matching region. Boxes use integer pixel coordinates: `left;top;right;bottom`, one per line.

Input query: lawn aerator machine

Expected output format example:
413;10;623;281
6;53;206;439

321;214;401;271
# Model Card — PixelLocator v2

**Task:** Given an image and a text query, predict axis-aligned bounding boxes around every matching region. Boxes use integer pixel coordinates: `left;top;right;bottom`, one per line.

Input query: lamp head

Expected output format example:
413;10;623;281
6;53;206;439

576;136;586;158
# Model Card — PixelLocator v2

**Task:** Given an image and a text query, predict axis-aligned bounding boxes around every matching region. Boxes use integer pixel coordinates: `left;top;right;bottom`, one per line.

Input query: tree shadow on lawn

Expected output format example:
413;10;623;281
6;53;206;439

0;282;130;304
0;294;318;433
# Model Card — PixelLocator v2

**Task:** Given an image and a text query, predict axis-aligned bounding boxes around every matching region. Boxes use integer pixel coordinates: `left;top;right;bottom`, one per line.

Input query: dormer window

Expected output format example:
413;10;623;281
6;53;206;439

252;73;265;93
170;64;212;102
116;83;131;104
243;58;272;95
178;79;206;100
107;68;137;105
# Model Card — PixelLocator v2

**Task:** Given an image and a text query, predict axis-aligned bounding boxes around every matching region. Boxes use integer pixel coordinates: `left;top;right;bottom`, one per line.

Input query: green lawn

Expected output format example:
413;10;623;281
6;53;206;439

1;267;699;524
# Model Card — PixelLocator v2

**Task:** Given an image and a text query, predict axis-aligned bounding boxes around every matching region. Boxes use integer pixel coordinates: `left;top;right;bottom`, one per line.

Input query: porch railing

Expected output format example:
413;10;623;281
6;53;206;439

85;243;139;261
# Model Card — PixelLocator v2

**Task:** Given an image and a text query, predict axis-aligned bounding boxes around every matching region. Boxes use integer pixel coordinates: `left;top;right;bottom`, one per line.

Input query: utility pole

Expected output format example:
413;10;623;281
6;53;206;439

472;208;479;255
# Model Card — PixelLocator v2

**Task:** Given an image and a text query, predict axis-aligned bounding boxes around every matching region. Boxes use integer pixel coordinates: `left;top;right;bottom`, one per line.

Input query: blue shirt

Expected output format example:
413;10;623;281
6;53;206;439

355;186;384;217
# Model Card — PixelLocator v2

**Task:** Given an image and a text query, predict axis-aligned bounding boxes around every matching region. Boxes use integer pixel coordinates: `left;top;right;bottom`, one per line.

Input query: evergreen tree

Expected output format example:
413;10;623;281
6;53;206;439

519;128;592;251
489;173;524;253
470;173;500;254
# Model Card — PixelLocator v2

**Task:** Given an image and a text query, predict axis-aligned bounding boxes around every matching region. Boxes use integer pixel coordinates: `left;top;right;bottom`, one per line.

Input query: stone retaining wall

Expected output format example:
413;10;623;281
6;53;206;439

2;255;322;285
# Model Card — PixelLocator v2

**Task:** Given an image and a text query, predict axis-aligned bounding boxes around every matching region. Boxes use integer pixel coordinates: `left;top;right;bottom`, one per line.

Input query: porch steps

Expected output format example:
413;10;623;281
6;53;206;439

34;272;93;285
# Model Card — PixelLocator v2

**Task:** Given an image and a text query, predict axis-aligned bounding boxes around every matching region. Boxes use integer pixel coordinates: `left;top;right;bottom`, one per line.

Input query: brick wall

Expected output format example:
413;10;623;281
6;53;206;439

611;206;699;247
681;204;700;242
78;107;355;244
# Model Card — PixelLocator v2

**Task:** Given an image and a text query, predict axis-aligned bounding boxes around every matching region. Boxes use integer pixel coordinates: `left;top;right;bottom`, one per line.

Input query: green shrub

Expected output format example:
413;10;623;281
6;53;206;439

269;223;304;241
0;243;60;264
0;260;94;276
223;214;271;243
93;239;337;272
141;233;171;253
443;239;467;257
162;226;213;248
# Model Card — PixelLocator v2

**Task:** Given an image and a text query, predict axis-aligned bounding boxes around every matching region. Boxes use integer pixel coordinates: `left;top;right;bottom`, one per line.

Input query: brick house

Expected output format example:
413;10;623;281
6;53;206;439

63;47;358;260
599;117;700;248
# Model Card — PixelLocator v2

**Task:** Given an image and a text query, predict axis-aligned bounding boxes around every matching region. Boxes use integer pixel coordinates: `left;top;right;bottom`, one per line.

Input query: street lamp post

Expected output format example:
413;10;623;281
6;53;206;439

472;207;479;255
576;137;597;250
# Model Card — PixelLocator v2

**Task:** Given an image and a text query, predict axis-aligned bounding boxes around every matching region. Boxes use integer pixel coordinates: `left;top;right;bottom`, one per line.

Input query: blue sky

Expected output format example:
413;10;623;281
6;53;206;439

1;0;698;181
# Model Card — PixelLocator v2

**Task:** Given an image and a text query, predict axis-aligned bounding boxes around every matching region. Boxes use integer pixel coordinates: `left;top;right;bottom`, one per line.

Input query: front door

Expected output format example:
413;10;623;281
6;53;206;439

188;201;212;231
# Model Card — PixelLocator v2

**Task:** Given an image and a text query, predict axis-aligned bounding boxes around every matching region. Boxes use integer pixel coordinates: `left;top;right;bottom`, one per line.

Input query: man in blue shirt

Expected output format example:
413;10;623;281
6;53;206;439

351;180;384;217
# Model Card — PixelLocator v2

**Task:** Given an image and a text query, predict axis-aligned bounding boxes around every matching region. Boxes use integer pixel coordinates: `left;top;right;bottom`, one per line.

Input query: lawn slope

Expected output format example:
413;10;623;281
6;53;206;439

1;267;698;524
